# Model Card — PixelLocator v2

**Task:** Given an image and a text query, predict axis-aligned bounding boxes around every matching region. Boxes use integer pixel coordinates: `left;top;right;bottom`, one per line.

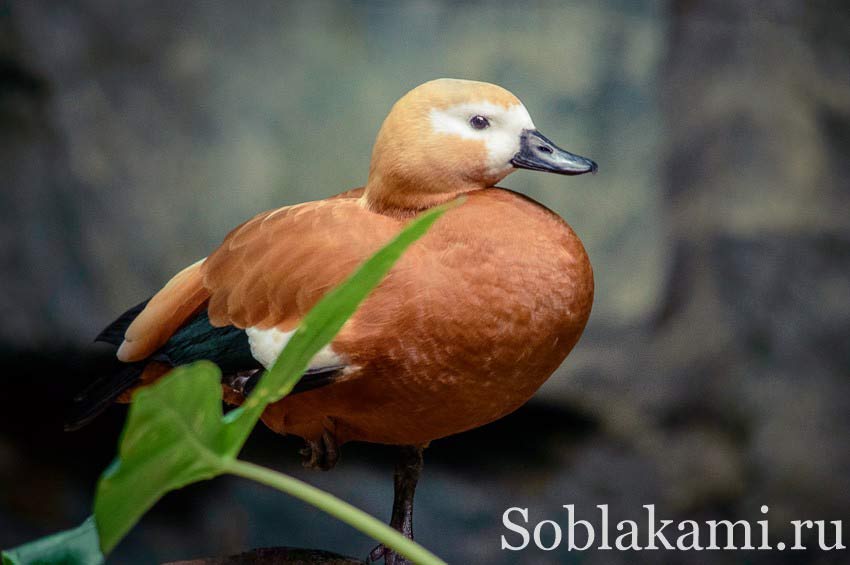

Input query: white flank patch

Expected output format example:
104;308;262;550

429;101;535;175
245;326;343;370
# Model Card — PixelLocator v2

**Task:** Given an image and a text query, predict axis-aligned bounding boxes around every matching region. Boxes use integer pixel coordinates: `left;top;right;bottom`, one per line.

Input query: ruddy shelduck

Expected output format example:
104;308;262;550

70;78;597;564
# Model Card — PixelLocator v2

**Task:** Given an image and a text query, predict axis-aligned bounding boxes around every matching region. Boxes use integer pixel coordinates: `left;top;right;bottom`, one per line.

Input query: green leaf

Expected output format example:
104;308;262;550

93;201;457;556
2;516;104;565
94;361;226;552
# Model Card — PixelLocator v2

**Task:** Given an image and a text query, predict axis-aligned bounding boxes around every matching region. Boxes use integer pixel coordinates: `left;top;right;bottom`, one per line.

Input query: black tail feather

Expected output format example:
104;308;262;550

67;296;151;430
65;361;145;431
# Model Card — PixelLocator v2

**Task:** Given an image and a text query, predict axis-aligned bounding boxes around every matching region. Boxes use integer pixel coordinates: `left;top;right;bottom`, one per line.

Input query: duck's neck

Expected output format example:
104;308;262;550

363;171;477;218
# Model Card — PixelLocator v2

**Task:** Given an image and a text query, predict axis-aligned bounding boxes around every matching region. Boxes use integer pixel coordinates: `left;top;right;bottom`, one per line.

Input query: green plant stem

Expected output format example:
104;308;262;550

224;459;446;565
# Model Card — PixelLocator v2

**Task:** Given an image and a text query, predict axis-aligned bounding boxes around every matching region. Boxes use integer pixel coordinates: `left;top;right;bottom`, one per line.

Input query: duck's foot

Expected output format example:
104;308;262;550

299;428;339;470
367;544;387;563
366;445;424;565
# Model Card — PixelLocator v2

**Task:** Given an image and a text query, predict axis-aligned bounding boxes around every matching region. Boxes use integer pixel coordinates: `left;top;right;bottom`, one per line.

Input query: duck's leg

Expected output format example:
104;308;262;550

368;445;424;565
389;445;423;543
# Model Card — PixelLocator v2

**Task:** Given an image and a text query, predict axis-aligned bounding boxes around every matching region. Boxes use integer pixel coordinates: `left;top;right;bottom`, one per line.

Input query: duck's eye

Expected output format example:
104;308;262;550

469;115;490;130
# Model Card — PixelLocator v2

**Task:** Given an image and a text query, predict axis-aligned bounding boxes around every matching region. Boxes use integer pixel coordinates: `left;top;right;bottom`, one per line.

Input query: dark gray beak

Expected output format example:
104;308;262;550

511;129;597;176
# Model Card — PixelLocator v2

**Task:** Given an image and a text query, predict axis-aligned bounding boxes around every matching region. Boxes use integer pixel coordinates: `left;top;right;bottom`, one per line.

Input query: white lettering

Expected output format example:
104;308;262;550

707;520;753;550
677;520;703;550
816;520;845;551
615;520;641;550
533;520;562;551
597;505;612;550
563;505;595;551
501;507;530;550
757;505;770;549
791;520;813;550
644;504;674;550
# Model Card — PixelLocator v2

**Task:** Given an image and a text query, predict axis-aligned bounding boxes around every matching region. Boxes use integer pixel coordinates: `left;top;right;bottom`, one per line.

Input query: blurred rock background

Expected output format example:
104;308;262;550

0;1;847;563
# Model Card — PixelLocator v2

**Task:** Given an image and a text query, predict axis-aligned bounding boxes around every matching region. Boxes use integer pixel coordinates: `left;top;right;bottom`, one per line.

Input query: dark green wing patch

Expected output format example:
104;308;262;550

70;308;349;431
154;311;261;374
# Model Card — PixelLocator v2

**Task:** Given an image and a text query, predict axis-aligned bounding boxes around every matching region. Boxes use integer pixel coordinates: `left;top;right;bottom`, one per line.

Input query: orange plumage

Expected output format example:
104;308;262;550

76;78;598;559
115;186;592;447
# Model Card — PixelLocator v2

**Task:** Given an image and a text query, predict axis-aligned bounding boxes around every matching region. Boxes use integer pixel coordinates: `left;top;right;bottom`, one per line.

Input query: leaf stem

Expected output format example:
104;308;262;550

224;459;446;565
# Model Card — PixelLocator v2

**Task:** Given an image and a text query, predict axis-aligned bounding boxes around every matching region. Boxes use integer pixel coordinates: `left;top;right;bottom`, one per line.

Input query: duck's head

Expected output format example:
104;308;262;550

364;78;597;214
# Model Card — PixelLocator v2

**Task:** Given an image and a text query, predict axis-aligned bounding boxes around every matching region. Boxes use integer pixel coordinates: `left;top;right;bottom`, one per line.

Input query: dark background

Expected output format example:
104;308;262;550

1;1;849;563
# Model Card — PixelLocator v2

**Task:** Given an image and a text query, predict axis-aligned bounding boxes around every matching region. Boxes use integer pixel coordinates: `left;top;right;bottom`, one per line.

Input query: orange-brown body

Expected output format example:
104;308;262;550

120;187;592;446
110;79;596;450
257;188;592;445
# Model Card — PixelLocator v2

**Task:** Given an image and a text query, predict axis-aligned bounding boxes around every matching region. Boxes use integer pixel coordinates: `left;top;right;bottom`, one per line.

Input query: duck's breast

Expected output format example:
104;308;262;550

412;188;594;380
316;188;594;443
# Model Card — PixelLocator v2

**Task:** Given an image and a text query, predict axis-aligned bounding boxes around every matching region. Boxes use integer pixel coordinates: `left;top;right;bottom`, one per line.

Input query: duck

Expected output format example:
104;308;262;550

69;78;597;564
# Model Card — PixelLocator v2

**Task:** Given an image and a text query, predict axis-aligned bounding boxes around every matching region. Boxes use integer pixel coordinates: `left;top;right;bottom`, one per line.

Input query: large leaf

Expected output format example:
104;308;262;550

1;517;103;565
93;361;226;552
93;201;456;556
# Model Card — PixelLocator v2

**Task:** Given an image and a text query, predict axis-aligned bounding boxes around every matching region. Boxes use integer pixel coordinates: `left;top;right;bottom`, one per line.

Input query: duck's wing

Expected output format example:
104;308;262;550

120;195;399;381
69;195;400;429
116;258;210;362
